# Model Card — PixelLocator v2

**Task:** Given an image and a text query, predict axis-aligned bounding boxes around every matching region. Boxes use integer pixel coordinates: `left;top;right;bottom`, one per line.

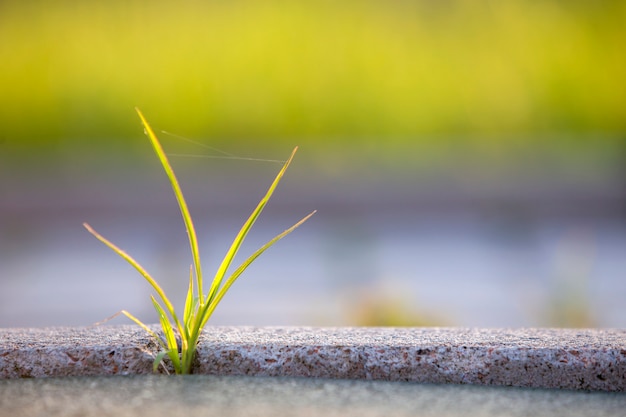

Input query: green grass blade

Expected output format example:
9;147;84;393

151;296;182;373
136;108;204;303
152;351;170;373
205;146;299;306
120;310;166;349
199;210;315;328
183;265;195;336
122;308;175;374
83;223;185;338
151;297;179;352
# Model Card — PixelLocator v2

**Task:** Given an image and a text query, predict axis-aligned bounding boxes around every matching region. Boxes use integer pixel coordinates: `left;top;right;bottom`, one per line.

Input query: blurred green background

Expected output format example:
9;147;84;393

1;0;625;175
1;1;625;328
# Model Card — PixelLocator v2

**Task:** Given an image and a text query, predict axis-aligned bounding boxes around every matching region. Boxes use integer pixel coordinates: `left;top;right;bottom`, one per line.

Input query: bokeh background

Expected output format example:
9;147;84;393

1;0;625;328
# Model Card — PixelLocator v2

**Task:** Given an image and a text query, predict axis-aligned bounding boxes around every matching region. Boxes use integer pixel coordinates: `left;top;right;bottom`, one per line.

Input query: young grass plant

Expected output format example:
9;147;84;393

84;108;315;374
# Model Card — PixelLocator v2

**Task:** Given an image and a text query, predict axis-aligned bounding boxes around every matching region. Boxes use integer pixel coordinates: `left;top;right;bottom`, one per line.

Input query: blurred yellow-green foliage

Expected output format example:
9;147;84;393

1;0;624;170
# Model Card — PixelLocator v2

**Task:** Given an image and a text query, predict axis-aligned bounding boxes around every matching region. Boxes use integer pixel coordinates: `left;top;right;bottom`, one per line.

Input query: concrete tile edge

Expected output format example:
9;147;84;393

0;326;624;392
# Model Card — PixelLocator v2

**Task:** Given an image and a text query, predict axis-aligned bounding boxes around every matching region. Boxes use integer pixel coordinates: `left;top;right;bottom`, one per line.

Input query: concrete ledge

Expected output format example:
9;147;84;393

1;326;624;391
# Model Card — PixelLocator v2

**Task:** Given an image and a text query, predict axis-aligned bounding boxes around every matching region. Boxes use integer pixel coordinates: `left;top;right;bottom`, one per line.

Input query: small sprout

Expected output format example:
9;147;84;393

85;108;314;374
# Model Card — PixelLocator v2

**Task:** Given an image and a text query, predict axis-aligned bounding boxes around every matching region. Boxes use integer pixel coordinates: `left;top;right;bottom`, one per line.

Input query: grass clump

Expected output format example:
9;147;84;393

84;108;315;374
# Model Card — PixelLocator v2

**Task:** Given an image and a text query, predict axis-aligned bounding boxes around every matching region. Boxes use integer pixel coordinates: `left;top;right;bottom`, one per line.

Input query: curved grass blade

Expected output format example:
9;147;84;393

120;309;171;373
205;146;300;307
136;107;204;303
152;351;170;373
183;265;197;336
120;310;165;349
151;296;182;373
199;210;316;328
83;223;185;340
83;223;173;312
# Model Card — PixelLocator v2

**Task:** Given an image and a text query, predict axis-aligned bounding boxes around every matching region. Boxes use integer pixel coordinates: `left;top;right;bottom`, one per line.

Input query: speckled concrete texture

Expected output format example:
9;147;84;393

0;325;160;378
1;326;624;391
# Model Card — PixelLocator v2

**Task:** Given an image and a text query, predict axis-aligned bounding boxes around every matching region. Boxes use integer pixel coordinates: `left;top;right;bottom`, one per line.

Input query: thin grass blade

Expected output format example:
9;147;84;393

206;146;300;306
151;296;182;373
83;223;185;336
152;351;170;373
199;210;315;328
136;108;204;303
151;297;179;353
120;310;167;350
183;265;195;337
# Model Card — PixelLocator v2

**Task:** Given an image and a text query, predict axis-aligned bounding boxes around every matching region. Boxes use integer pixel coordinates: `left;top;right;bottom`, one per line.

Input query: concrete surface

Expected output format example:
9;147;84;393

2;374;625;417
1;326;624;391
